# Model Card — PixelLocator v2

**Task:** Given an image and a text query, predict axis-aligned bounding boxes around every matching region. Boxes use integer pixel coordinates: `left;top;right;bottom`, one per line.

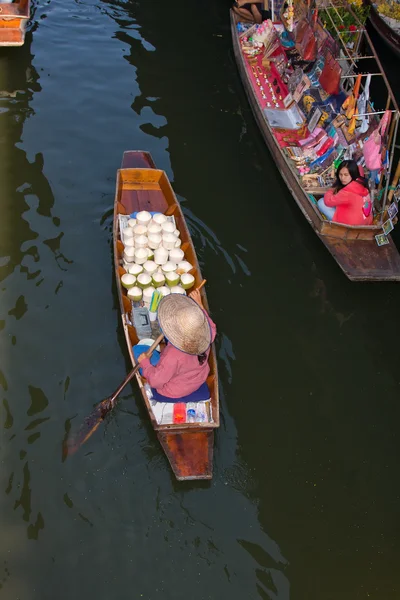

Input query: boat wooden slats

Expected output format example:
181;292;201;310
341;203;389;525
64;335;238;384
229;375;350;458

157;430;214;480
319;235;400;281
121;188;167;214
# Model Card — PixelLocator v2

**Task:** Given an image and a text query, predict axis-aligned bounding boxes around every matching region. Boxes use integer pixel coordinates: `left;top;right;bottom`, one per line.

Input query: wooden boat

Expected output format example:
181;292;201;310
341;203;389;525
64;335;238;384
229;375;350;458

113;151;219;481
365;0;400;58
0;0;30;46
230;7;400;281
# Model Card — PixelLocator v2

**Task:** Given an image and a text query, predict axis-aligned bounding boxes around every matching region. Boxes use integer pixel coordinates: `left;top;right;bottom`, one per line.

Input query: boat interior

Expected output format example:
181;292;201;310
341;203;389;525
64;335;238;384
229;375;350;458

114;165;219;429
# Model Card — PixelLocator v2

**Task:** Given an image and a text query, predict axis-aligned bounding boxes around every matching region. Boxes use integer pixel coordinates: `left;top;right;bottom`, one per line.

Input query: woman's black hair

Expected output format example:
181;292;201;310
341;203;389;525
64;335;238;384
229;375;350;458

198;353;207;365
334;159;369;192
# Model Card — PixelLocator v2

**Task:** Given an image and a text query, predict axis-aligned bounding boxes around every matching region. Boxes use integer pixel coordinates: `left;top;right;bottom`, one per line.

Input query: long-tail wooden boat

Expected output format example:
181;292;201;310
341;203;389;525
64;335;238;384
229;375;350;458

113;151;219;480
365;0;400;58
0;0;30;46
231;5;400;281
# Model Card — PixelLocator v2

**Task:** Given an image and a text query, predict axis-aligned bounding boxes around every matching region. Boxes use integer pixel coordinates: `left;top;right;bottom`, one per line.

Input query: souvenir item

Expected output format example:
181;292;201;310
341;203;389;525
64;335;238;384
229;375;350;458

342;74;362;120
363;110;391;171
356;74;371;134
375;233;389;246
318;51;341;96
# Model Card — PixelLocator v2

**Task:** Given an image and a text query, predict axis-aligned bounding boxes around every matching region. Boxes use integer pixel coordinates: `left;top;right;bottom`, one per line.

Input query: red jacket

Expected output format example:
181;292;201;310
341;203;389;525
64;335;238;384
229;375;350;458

324;180;373;226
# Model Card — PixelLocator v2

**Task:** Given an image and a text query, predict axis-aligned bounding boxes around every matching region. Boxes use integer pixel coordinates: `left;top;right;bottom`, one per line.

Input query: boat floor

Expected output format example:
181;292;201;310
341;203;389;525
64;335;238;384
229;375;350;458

121;189;166;214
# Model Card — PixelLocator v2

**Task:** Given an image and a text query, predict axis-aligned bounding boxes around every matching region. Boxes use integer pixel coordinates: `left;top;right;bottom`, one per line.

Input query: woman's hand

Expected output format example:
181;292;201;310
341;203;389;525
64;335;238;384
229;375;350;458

189;289;204;309
137;353;147;364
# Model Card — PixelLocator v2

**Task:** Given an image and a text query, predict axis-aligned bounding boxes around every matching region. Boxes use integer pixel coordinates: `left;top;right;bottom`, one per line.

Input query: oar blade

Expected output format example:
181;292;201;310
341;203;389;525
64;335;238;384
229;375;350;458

63;398;113;457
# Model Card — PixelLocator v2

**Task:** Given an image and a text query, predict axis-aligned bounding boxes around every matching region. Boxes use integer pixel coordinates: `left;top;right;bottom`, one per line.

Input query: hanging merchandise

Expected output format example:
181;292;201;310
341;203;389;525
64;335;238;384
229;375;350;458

295;21;317;62
363;109;391;172
318;51;342;96
342;74;362;120
356;74;371;134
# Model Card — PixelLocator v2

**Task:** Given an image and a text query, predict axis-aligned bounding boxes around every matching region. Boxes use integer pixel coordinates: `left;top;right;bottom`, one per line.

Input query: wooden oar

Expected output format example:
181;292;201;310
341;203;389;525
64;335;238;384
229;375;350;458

65;333;164;456
65;279;207;457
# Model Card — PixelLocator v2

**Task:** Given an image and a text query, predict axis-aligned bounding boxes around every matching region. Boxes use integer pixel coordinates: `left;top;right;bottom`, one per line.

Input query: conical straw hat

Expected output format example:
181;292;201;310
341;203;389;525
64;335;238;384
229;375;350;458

157;294;211;355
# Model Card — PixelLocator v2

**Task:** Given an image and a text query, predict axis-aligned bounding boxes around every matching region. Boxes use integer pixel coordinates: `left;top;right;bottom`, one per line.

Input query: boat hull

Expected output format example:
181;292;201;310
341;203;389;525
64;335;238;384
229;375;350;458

114;151;219;481
366;0;400;58
230;11;400;281
0;0;30;46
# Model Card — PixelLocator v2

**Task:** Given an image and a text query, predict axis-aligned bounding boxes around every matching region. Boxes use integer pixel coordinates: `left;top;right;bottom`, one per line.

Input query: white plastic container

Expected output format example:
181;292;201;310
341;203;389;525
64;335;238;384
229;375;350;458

128;218;136;229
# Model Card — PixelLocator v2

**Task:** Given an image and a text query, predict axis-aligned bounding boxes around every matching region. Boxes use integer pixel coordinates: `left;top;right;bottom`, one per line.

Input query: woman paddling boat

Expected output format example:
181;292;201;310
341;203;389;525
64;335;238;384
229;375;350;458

137;290;216;403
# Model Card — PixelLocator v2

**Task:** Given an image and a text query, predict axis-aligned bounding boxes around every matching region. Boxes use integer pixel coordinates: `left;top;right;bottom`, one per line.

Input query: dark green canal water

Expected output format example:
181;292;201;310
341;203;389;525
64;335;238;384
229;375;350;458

1;1;400;598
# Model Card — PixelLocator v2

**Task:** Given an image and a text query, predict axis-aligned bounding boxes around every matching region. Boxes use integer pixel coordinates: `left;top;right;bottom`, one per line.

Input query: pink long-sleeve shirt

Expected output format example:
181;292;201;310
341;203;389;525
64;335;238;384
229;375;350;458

140;313;216;398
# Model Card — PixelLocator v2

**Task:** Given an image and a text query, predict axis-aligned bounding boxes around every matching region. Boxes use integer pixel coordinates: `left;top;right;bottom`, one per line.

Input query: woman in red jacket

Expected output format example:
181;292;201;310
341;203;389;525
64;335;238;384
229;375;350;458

317;160;373;226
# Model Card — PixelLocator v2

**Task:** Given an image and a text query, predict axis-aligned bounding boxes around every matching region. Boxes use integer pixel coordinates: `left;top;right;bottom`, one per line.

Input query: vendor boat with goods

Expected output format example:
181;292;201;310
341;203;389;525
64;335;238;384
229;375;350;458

365;0;400;58
113;151;219;481
231;0;400;281
0;0;30;46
